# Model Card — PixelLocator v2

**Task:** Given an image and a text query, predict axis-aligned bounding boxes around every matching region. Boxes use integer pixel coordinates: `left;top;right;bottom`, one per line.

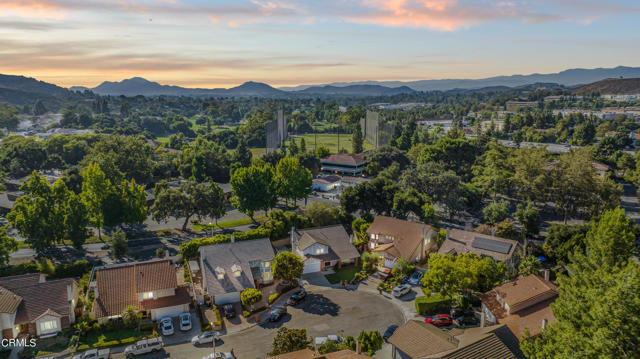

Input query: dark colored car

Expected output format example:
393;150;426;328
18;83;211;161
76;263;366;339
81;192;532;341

382;325;399;341
268;305;287;322
287;289;307;305
424;314;453;327
455;315;479;327
223;304;236;319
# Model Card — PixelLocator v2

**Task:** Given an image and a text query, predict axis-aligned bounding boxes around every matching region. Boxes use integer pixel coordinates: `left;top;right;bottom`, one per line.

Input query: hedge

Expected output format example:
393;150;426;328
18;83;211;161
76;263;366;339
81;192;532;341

415;294;453;315
179;226;271;259
268;293;280;304
0;259;93;279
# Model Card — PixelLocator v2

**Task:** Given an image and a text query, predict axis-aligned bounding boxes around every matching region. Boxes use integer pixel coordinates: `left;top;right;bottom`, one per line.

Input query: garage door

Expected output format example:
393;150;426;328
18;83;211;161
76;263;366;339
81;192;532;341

214;292;241;305
152;304;185;320
303;258;321;274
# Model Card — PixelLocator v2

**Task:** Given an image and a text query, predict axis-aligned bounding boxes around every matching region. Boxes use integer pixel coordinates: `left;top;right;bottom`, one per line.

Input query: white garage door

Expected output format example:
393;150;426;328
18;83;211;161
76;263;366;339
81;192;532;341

152;305;185;320
303;258;321;274
214;292;241;305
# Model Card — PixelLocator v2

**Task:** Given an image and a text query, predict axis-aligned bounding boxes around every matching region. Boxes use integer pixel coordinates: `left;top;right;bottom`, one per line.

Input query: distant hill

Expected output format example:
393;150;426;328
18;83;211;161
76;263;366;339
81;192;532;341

571;78;640;95
0;74;72;98
281;66;640;92
299;84;415;96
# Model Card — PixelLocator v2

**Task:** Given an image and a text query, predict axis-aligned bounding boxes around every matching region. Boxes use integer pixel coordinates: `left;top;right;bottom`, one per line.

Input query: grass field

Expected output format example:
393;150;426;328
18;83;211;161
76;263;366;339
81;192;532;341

249;134;375;157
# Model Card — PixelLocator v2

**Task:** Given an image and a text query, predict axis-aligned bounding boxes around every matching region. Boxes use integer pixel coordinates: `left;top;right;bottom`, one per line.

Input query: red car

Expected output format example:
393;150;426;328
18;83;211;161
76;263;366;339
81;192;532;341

424;314;452;326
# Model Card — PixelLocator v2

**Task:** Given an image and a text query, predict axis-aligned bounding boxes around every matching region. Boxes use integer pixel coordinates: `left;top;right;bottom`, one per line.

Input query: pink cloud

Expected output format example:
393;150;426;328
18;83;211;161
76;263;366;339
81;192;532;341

0;0;66;19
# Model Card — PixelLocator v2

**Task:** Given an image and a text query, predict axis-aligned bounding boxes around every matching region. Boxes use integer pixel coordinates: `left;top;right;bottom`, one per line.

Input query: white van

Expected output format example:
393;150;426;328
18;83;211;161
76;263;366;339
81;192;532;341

124;337;164;358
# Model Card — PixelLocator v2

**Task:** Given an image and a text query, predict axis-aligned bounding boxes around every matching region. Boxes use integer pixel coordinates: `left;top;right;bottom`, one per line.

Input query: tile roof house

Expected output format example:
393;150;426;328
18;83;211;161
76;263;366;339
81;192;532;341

0;273;78;339
480;274;557;339
200;238;275;305
291;225;360;274
437;229;521;270
268;349;372;359
320;153;367;176
92;259;190;322
388;320;524;359
366;216;438;271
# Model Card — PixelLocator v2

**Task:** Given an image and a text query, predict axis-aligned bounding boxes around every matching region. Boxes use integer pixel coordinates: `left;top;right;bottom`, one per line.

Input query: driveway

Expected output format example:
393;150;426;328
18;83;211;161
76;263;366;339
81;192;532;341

110;287;404;359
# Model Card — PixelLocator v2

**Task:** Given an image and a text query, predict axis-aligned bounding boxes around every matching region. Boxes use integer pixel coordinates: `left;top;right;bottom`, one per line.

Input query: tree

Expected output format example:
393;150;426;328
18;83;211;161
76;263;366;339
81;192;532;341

268;327;311;356
230;164;278;220
272;251;304;284
33;99;47;116
392;188;429;221
303;202;341;227
110;229;128;260
0;226;18;267
570;120;595;146
422;253;507;298
82;135;153;184
520;208;640;359
471;141;513;199
510;147;548;203
121;305;141;329
361;252;380;273
232;137;252;167
518;255;542;277
315;145;330;159
275;157;312;206
81;163;115;240
240;288;263;310
351;219;371;247
401;162;466;220
151;181;226;231
543;224;589;264
357;330;384;356
481;200;510;226
515;202;540;238
352;123;364;154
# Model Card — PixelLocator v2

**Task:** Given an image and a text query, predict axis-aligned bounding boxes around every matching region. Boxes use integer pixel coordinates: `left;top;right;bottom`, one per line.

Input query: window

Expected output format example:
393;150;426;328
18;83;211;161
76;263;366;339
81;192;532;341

315;247;325;255
262;271;272;281
215;266;225;280
263;261;270;268
231;264;242;278
40;320;57;332
142;292;154;299
217;273;224;280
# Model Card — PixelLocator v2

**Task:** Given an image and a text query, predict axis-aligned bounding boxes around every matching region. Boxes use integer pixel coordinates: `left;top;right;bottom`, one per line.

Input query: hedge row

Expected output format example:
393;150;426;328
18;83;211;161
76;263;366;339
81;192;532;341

179;226;271;259
415;294;453;315
0;259;93;279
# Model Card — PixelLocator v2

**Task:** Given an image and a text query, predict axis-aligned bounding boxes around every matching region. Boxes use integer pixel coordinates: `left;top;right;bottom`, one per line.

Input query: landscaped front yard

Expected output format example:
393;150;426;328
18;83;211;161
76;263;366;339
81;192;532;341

325;264;361;284
77;328;154;350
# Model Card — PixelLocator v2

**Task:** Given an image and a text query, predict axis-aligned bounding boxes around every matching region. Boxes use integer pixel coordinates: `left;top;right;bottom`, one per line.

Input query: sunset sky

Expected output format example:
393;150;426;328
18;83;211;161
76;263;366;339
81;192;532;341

1;0;639;88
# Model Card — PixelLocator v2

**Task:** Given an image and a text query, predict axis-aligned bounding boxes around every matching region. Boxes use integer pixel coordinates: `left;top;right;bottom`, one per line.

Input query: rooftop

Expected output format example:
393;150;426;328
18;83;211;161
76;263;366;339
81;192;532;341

367;216;437;259
438;229;519;262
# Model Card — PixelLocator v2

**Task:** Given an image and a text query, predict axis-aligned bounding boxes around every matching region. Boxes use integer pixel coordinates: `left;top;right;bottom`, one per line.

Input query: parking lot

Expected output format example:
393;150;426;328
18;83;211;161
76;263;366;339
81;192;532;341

111;286;404;359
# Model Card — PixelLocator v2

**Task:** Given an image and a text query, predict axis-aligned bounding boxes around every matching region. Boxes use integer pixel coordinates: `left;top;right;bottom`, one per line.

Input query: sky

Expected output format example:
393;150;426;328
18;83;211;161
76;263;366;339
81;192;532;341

0;0;639;88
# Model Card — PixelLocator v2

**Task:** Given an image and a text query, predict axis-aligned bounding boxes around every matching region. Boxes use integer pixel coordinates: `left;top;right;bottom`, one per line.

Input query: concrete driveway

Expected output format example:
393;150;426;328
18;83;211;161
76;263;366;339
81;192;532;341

111;286;404;359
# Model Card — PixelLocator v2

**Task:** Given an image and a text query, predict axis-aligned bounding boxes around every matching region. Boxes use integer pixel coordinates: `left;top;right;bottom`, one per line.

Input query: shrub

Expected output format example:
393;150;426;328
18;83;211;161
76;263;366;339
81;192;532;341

241;288;263;309
415;294;453;315
156;248;165;258
139;323;155;331
183;263;191;283
357;330;383;356
242;310;250;317
268;293;280;304
69;335;79;348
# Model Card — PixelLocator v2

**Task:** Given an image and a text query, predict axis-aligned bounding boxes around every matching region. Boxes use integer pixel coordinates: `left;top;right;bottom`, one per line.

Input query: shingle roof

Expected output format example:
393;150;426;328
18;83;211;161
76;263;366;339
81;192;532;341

140;286;190;310
0;286;22;314
200;238;275;297
93;259;179;318
438;229;519;262
0;276;77;324
388;320;459;357
366;216;437;259
293;225;360;261
320;153;366;166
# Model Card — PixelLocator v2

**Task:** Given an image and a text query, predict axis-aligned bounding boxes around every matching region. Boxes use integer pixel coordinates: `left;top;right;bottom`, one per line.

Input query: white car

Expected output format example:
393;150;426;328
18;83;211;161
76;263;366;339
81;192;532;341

180;312;192;331
159;317;174;336
391;284;412;298
124;338;163;358
203;352;235;359
191;331;221;345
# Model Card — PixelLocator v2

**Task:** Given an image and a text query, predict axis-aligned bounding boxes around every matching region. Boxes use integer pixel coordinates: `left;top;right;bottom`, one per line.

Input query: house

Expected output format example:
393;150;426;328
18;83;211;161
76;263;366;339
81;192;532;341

200;238;275;305
291;225;360;274
320;153;367;176
312;175;341;192
480;274;557;339
366;216;438;270
437;229;521;270
0;273;78;339
268;348;371;359
92;259;190;322
388;320;524;359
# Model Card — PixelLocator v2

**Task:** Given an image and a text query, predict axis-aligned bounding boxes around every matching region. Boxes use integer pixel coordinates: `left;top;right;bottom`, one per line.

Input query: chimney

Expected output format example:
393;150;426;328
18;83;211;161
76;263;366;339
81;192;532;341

491;227;495;237
480;313;486;328
93;284;99;299
349;234;354;245
356;340;361;354
231;234;235;243
290;226;296;247
541;318;548;330
543;269;550;282
67;284;73;302
422;226;426;240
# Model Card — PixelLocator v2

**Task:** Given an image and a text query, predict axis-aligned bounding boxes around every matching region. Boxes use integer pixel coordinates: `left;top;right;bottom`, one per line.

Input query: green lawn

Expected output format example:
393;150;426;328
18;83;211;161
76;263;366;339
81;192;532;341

192;216;267;232
77;328;153;350
325;264;362;284
287;134;375;154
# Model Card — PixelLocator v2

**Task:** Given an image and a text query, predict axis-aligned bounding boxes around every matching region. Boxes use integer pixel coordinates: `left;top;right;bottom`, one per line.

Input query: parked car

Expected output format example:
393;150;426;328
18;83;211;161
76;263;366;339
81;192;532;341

455;315;479;327
191;331;221;345
203;352;235;359
73;349;110;359
391;284;412;297
287;289;306;305
424;314;453;327
268;305;287;322
123;338;163;358
159;317;174;336
180;312;192;331
408;271;424;285
314;335;343;346
382;325;399;341
223;304;236;319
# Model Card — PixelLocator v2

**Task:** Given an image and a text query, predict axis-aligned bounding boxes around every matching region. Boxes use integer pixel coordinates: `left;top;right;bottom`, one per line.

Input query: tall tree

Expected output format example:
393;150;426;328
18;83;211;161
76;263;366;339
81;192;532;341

81;163;115;240
275;157;312;206
230;164;278;220
471;141;513;199
269;327;311;356
273;251;304;284
0;226;18;267
352;123;364;154
151;181;226;231
110;229;128;260
232;137;252;168
510;147;548;203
